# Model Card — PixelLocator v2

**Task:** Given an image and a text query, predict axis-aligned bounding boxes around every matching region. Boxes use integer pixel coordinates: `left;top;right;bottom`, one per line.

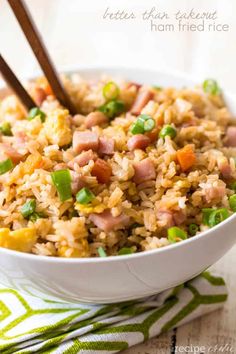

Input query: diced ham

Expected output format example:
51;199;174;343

127;134;150;151
0;143;23;163
225;126;236;147
91;158;112;184
217;157;232;179
157;210;175;228
68;150;96;170
205;186;226;203
98;137;115;155
172;210;186;226
72;131;99;154
157;209;186;227
85;112;108;128
70;171;86;195
89;210;130;232
133;158;156;184
130;90;154;115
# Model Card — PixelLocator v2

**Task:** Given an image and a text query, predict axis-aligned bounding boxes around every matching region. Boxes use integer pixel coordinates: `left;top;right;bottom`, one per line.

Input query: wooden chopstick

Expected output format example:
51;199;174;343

7;0;77;115
0;54;36;110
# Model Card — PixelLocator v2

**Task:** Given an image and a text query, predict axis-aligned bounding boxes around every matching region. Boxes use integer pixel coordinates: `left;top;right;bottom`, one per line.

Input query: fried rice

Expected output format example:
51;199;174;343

0;74;235;258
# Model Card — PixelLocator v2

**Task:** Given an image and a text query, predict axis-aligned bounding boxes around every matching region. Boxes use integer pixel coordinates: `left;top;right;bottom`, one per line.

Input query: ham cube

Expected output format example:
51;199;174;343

130;90;153;115
89;210;130;232
72;131;99;154
226;126;236;147
98;137;115;155
133;158;156;184
68;150;96;169
127;134;150;151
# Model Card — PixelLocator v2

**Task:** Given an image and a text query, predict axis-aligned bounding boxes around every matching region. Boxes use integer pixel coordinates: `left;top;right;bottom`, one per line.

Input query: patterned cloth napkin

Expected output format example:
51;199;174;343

0;272;227;354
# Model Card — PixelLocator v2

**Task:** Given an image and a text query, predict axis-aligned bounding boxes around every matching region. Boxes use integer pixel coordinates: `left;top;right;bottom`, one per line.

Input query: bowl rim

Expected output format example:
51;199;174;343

0;65;236;263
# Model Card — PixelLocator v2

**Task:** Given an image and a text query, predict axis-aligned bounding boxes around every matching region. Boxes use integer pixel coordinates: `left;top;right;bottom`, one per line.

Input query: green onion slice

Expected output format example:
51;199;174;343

229;194;236;212
188;223;199;236
118;247;134;255
98;100;125;119
29;211;46;222
167;227;187;243
98;247;107;257
144;118;155;132
0;158;14;175
130;120;145;135
202;79;221;95
202;208;213;226
28;107;46;122
21;199;36;219
159;125;177;139
51;169;72;202
208;208;229;227
130;114;155;135
103;82;120;101
76;187;95;204
0;122;12;136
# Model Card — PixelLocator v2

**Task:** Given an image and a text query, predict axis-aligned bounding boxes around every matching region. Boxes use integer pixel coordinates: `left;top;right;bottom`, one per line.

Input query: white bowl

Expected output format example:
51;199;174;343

0;67;236;304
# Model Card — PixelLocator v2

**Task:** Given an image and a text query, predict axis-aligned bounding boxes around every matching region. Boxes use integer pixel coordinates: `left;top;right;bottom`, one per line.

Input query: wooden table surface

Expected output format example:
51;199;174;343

1;1;236;352
124;245;236;353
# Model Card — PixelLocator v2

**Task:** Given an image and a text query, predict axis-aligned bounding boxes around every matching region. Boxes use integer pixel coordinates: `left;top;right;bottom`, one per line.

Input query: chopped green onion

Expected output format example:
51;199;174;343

51;169;72;202
229;194;236;212
202;208;213;226
21;199;36;219
76;187;95;204
0;158;14;175
208;208;229;227
130;120;145;135
188;223;199;236
28;107;46;122
130;114;155;135
98;100;125;119
29;211;46;222
202;79;221;95
159;125;177;139
118;247;134;255
98;247;107;257
167;227;187;243
0;122;12;136
103;82;120;101
144;118;155;132
138;114;152;122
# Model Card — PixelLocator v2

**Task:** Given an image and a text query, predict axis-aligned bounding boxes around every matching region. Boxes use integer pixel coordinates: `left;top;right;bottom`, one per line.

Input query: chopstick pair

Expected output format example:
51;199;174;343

0;0;77;114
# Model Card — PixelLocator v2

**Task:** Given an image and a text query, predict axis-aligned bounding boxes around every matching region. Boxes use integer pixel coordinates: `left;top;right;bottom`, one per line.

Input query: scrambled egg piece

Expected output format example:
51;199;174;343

75;199;106;215
0;228;37;253
44;109;72;147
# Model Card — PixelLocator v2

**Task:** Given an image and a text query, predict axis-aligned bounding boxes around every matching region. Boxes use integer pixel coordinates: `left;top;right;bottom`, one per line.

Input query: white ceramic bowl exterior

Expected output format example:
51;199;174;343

0;68;236;303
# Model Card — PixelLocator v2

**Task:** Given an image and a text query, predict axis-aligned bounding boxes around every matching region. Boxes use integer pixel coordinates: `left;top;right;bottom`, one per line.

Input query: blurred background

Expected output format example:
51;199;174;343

1;0;235;91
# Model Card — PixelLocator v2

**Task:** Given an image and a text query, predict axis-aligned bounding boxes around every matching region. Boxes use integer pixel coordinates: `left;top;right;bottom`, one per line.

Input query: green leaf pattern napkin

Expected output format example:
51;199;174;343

0;272;227;353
